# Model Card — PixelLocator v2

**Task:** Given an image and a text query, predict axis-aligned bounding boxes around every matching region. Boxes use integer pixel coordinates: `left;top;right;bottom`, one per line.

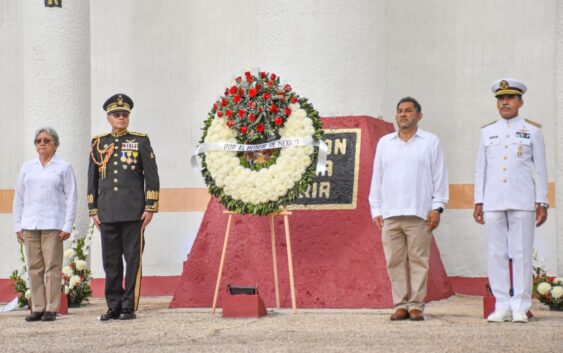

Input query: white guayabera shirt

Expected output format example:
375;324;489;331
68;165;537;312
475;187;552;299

13;155;77;233
369;128;449;220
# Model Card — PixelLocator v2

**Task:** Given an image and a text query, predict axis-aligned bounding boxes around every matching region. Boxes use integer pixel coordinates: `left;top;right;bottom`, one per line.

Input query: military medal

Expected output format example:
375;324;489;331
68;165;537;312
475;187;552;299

127;157;133;164
517;144;523;157
122;165;128;170
120;151;127;162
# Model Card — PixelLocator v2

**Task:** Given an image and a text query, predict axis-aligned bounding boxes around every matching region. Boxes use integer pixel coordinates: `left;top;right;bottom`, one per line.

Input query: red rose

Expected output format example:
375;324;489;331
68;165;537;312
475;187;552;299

226;109;233;117
221;98;229;106
259;71;267;78
263;92;271;100
227;120;233;128
246;76;253;83
283;84;292;92
217;111;224;117
233;95;241;103
238;88;244;95
258;107;263;112
248;114;256;121
284;108;291;116
255;84;262;91
270;73;277;80
80;274;86;280
213;103;219;111
229;85;238;95
245;71;252;77
224;88;229;95
267;80;274;87
269;104;278;113
235;76;242;83
238;109;246;118
290;96;298;103
546;292;550;300
240;126;247;134
278;92;286;98
248;88;257;97
249;101;256;108
256;123;265;132
274;116;283;125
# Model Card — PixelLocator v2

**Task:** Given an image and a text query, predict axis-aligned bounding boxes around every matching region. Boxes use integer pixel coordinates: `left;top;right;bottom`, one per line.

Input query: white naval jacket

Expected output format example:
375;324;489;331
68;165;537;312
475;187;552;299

474;116;548;211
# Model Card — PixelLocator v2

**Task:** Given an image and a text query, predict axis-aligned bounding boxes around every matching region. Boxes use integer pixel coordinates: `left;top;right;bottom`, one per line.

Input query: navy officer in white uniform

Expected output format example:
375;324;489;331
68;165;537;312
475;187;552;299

474;78;548;323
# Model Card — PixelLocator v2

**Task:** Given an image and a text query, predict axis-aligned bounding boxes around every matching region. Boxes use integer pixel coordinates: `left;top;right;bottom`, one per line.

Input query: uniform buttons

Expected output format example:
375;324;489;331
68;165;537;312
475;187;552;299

502;178;507;183
113;178;118;183
114;170;118;174
504;145;508;149
502;167;507;171
115;139;119;142
114;161;118;165
506;134;510;138
115;146;119;150
113;154;118;157
507;124;511;128
114;187;119;191
503;156;508;160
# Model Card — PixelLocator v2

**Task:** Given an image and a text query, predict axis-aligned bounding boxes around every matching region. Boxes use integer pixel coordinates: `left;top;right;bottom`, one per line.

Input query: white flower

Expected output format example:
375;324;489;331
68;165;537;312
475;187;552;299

553;277;563;285
551;286;563;299
537;282;552;295
24;289;31;300
75;260;88;271
62;266;74;277
64;249;76;259
69;275;81;289
64;285;70;295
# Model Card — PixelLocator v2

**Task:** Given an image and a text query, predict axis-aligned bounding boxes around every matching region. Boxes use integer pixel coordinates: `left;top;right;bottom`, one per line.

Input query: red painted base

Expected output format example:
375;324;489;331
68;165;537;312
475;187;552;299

58;292;68;315
222;294;267;318
169;116;454;309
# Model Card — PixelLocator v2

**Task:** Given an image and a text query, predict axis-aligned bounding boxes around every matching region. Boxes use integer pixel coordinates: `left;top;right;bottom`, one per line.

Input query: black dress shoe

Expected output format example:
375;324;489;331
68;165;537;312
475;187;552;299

41;311;57;321
25;311;44;322
99;309;121;321
118;309;136;320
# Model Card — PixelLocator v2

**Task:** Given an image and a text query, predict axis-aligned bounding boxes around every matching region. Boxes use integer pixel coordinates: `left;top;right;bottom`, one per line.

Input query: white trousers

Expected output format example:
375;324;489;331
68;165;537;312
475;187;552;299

484;210;535;313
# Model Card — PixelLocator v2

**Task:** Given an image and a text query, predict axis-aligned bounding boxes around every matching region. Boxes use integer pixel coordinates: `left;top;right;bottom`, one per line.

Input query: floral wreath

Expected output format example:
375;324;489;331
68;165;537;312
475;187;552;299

198;71;324;215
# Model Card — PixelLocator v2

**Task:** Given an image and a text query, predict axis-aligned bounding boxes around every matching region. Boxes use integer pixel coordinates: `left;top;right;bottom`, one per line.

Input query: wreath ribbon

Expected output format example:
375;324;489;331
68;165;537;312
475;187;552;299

192;137;327;175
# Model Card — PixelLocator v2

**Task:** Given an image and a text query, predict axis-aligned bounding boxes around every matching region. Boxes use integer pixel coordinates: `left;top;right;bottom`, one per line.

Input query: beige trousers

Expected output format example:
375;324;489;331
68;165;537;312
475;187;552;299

381;216;433;311
24;229;63;313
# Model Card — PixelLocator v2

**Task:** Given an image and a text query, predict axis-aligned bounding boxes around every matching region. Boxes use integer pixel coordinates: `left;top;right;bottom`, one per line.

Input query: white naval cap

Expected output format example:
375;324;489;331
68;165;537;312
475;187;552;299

490;78;527;97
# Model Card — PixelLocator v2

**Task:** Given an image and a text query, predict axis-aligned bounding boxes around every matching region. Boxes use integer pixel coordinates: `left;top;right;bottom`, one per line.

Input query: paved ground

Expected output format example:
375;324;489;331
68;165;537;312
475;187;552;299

0;295;561;353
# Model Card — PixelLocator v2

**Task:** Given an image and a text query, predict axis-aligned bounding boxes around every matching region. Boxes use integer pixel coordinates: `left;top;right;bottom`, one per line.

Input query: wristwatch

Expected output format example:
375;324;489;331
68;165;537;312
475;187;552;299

434;207;444;214
538;203;549;209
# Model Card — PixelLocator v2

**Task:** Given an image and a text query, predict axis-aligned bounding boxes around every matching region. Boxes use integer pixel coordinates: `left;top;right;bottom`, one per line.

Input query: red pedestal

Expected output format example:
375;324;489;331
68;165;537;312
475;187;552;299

222;294;267;318
58;292;68;315
170;116;453;309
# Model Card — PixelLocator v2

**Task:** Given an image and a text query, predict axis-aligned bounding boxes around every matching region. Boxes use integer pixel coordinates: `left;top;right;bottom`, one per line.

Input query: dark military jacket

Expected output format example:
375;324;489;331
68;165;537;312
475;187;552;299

88;130;159;223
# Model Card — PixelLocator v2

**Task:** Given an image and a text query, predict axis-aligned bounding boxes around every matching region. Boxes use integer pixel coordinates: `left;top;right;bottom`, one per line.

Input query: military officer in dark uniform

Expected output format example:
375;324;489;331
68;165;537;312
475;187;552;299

88;93;159;321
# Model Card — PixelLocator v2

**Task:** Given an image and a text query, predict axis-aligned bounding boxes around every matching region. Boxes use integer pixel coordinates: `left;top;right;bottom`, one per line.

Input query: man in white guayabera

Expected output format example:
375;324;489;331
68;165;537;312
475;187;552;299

369;97;449;322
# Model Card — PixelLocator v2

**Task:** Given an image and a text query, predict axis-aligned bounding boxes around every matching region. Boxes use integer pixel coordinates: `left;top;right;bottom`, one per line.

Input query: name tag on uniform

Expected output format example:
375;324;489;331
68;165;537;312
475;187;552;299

485;136;500;146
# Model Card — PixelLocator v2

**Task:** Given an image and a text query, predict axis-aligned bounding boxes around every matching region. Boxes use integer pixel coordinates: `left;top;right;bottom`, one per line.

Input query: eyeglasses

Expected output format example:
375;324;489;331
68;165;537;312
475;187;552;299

110;112;130;118
34;138;53;145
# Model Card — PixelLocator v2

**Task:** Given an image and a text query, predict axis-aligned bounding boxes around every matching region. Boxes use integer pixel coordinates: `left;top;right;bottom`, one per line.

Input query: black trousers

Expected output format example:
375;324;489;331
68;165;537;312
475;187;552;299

100;221;144;312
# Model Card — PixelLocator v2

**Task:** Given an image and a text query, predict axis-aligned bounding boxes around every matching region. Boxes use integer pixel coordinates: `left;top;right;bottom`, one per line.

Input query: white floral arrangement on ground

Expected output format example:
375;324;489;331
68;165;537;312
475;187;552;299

9;242;30;308
199;70;323;215
532;249;563;311
62;222;94;306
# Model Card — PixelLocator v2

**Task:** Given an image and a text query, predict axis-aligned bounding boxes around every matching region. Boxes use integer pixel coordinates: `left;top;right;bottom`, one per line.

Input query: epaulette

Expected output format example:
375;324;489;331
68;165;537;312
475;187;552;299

92;132;110;140
129;131;147;137
525;118;542;128
481;120;496;129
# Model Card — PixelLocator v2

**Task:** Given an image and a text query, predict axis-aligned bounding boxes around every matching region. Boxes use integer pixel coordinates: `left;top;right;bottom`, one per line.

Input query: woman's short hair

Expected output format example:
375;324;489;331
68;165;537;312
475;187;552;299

34;127;60;147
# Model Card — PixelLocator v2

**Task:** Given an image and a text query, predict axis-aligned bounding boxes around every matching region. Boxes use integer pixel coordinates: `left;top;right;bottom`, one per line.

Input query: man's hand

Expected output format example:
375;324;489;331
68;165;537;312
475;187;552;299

473;204;485;225
427;210;441;232
16;231;24;243
373;216;383;230
58;231;71;241
91;215;101;230
536;204;548;227
141;211;154;231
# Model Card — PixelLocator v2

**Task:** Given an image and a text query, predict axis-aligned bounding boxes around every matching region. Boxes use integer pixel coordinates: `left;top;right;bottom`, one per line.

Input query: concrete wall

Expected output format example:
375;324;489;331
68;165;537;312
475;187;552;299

0;0;560;280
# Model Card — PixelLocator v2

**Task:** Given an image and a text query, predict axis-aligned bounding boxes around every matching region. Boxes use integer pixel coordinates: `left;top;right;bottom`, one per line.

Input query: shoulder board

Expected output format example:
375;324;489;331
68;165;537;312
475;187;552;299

481;120;496;129
92;133;110;140
129;131;147;137
525;118;542;128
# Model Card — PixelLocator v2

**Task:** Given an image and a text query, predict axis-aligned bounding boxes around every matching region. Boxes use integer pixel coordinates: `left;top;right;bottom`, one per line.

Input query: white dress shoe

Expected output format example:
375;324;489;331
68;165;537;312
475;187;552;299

487;310;512;322
512;311;528;323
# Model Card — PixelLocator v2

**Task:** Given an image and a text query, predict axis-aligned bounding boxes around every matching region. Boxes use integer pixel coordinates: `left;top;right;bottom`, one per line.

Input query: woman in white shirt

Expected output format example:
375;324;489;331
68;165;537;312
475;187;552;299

13;127;77;322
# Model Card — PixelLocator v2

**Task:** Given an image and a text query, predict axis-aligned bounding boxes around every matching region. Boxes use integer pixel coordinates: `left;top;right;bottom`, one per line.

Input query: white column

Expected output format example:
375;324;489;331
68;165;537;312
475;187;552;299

22;0;91;234
556;1;563;275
